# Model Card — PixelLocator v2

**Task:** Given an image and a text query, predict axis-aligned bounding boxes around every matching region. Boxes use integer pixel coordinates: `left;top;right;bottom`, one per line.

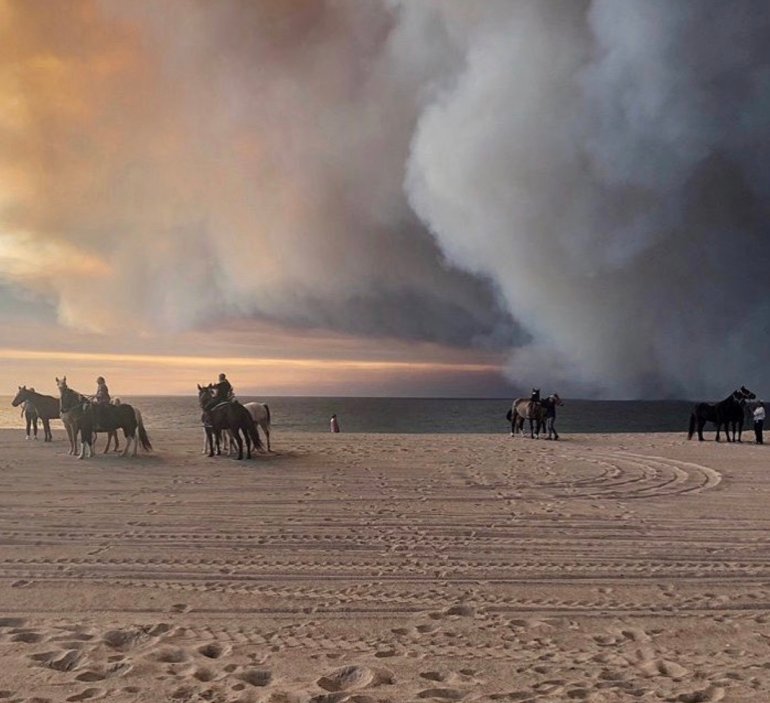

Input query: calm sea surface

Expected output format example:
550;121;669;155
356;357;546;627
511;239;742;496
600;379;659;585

0;395;701;434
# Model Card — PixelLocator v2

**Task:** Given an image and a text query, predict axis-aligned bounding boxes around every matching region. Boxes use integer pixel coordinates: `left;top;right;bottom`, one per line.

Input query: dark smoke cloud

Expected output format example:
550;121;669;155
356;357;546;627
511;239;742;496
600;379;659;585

2;0;769;397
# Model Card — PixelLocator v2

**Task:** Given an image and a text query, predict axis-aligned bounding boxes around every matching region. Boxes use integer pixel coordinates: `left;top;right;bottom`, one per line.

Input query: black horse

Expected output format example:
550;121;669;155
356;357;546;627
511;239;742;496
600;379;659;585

56;377;152;459
11;386;60;442
688;386;756;442
197;384;262;460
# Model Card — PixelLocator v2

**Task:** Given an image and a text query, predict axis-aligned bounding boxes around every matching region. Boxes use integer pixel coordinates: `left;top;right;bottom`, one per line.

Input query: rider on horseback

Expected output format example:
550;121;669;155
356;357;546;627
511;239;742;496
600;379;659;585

208;373;234;409
93;376;111;429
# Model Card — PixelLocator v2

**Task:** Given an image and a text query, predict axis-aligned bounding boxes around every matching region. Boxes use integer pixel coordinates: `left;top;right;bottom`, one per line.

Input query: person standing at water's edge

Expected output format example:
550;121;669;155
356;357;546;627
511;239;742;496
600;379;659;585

330;414;340;433
21;387;38;440
753;401;765;444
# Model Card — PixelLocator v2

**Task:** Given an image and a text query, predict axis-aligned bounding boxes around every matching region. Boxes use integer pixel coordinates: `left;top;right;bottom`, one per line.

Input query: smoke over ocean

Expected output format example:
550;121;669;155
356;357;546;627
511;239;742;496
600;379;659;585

2;1;769;397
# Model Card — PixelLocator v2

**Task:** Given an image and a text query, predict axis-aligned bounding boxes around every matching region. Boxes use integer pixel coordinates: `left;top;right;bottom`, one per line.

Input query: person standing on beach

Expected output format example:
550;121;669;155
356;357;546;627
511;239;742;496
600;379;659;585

753;401;765;444
21;387;39;440
330;414;340;433
544;394;560;440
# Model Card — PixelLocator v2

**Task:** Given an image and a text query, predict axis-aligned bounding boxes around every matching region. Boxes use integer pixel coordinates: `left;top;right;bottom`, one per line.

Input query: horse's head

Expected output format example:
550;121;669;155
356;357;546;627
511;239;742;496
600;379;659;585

55;376;68;392
197;384;213;408
740;386;757;401
10;385;28;407
550;393;564;406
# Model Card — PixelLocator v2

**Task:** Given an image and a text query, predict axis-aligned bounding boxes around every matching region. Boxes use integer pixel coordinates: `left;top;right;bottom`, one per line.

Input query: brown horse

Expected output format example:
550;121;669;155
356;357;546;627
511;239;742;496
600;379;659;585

11;386;60;442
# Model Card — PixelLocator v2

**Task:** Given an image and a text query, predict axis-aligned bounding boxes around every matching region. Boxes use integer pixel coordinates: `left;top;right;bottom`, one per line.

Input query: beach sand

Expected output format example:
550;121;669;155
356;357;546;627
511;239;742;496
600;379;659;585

0;428;768;702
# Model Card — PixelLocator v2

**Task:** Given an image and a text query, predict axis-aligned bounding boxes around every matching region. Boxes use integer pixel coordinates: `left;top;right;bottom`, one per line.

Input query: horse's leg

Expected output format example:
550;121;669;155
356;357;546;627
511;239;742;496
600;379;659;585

234;429;244;460
263;421;271;452
65;422;74;454
244;426;252;460
529;418;535;439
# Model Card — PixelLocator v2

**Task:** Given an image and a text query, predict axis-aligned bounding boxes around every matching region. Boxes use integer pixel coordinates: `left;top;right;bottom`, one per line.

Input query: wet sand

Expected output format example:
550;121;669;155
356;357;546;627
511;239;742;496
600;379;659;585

0;428;768;702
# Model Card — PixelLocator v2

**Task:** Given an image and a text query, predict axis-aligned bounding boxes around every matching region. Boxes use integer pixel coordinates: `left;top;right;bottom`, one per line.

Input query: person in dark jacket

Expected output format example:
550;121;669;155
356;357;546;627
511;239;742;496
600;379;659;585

211;373;234;404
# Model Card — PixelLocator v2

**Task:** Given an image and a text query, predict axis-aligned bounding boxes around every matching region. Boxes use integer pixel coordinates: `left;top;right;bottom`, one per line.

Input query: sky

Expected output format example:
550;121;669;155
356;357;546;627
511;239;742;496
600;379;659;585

1;0;769;399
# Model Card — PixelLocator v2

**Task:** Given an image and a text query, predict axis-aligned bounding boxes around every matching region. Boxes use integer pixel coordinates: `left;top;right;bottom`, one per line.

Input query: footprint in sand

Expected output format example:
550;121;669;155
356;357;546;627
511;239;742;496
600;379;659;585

417;688;466;700
11;630;44;644
31;649;84;672
198;642;229;659
317;666;374;692
155;648;190;663
677;686;725;702
65;688;104;702
240;669;273;687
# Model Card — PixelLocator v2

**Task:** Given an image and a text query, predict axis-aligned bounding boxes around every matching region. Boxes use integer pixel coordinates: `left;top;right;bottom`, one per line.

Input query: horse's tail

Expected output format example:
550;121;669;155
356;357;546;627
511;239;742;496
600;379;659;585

246;415;263;452
505;408;512;422
687;412;696;440
134;407;153;451
264;403;271;427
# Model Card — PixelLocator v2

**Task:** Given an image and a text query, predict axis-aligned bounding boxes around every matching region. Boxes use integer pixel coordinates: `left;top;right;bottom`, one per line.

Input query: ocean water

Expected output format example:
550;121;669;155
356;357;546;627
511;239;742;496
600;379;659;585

0;395;703;434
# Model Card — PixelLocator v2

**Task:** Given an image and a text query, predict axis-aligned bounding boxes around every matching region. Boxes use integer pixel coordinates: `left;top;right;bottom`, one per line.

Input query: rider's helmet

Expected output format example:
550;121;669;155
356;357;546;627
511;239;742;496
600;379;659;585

97;376;105;384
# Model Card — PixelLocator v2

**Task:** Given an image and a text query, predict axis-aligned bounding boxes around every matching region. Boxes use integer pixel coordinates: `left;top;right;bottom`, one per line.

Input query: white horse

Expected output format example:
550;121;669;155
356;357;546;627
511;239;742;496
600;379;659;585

202;401;271;454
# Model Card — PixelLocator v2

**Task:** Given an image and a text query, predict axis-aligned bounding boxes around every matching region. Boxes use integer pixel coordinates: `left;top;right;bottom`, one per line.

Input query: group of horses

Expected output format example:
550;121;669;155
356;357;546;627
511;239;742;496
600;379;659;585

197;384;272;460
687;385;756;442
12;379;152;459
506;385;758;443
10;380;274;461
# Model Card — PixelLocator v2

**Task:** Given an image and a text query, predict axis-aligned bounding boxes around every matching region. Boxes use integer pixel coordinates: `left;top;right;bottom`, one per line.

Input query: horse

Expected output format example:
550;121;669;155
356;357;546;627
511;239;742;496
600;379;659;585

11;386;60;442
201;401;271;455
243;401;272;452
94;399;124;454
56;377;152;458
688;386;756;442
507;388;542;438
197;385;262;460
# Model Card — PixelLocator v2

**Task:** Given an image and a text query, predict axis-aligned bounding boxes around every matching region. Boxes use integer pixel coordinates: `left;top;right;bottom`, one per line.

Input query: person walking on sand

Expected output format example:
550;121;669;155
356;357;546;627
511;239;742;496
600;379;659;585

330;414;340;433
753;401;765;444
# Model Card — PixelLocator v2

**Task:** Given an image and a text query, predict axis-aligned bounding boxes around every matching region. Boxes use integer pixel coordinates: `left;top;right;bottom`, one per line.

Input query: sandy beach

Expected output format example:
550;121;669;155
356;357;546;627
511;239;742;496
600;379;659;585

0;428;768;702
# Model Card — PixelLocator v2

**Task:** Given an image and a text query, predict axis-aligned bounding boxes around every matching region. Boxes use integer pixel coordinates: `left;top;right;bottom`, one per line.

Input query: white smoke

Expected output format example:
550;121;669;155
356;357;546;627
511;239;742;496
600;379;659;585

406;0;770;396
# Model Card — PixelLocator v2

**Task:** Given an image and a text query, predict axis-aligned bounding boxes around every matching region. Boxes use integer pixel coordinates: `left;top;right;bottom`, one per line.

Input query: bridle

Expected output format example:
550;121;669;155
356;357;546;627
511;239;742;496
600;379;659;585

60;386;88;414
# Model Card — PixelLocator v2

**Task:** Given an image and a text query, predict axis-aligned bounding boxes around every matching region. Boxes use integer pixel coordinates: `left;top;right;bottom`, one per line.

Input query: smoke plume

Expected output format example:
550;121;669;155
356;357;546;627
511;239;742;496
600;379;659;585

2;0;769;396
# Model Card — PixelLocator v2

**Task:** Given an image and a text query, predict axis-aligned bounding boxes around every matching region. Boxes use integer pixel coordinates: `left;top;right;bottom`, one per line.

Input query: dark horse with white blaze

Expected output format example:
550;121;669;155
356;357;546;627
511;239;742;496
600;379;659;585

11;386;60;442
197;384;262;460
688;386;755;442
56;377;152;459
